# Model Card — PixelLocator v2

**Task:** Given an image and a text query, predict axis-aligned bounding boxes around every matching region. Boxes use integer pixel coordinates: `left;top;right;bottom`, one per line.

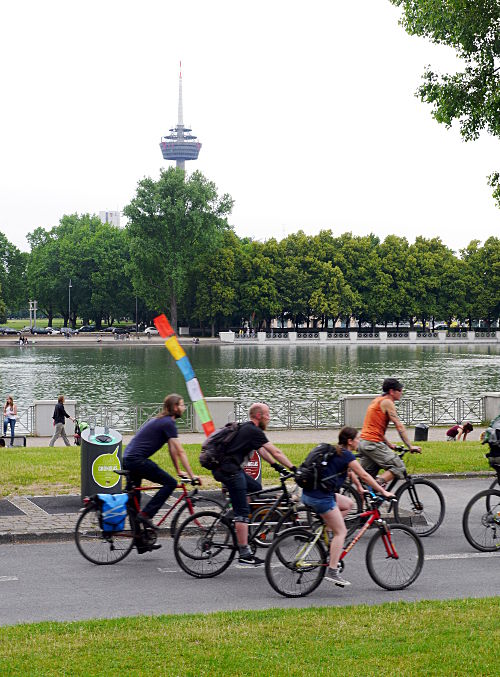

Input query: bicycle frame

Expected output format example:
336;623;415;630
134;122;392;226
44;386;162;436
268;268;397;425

126;481;200;528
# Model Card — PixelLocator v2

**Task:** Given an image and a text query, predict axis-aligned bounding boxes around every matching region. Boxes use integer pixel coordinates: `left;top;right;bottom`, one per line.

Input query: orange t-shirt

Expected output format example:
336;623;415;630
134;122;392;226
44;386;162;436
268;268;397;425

360;395;390;442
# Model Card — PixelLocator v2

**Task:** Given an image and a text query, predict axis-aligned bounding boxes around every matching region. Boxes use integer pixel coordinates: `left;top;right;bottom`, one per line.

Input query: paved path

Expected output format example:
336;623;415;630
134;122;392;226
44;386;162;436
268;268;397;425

0;478;498;626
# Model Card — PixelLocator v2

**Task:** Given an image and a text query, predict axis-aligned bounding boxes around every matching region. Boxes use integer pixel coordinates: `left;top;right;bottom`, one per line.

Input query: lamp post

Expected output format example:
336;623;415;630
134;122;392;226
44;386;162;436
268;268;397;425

68;279;72;328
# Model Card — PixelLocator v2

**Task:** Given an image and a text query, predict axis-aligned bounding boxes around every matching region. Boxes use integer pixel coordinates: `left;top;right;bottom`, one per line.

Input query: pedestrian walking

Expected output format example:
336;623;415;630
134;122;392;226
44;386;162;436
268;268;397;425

3;396;17;447
49;395;74;447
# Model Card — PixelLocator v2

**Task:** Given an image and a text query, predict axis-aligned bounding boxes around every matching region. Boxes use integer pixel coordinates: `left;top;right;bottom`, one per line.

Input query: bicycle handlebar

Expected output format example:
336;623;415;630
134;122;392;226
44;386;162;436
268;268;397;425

178;476;201;487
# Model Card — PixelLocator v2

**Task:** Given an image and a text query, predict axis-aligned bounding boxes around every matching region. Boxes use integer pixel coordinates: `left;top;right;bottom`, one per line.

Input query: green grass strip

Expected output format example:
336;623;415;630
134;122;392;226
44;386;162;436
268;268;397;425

0;441;494;498
0;599;498;676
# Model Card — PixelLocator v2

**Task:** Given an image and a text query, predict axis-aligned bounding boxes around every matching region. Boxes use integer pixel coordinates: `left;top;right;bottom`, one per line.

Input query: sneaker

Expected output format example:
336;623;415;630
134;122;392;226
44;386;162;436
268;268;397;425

324;568;351;587
237;553;265;567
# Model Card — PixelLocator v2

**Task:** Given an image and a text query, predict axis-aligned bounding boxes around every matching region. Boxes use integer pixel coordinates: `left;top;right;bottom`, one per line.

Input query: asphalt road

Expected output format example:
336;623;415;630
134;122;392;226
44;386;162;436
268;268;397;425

1;478;499;626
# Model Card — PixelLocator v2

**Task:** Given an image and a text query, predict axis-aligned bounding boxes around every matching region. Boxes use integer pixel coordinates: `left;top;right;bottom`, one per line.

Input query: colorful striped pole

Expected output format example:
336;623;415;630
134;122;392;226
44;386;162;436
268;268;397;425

153;314;215;437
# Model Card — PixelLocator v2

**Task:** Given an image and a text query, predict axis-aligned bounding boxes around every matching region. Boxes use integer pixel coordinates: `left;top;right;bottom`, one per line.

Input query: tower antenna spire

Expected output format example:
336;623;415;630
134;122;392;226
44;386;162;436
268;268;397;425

160;62;201;171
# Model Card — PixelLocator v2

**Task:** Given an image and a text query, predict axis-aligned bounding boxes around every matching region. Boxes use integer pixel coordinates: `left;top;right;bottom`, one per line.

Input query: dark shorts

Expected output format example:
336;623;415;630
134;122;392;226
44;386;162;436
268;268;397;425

301;493;336;514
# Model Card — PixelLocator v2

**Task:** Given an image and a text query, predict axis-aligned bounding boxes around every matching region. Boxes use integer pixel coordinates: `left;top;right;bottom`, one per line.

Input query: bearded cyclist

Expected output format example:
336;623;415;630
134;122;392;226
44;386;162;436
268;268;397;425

357;378;421;486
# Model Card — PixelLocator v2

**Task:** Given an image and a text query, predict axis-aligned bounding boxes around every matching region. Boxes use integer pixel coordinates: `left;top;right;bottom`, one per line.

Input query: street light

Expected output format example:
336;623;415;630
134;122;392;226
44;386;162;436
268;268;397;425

68;279;72;328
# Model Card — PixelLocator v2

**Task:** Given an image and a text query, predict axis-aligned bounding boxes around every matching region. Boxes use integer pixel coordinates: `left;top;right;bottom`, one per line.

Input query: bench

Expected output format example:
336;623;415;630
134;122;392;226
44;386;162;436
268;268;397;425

2;435;27;447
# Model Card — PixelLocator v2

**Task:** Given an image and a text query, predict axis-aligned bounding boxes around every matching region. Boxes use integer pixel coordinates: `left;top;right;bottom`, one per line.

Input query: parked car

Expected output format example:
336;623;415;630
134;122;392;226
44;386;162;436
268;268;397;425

59;327;77;335
102;326;115;332
113;327;129;334
31;327;53;335
0;326;20;335
46;327;60;335
76;325;96;333
144;326;159;336
21;326;33;333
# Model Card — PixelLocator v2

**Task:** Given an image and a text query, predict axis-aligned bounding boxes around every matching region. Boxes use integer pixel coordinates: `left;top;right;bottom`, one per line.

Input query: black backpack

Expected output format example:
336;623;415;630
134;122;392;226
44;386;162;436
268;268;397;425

199;422;240;470
295;443;342;492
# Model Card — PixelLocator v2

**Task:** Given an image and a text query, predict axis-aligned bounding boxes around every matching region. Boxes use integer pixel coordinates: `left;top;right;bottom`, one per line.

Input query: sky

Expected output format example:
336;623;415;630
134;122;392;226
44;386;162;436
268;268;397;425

1;0;498;254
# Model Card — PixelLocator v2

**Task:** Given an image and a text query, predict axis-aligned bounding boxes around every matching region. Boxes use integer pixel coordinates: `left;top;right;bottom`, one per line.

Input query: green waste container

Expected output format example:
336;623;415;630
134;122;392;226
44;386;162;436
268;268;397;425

80;425;123;499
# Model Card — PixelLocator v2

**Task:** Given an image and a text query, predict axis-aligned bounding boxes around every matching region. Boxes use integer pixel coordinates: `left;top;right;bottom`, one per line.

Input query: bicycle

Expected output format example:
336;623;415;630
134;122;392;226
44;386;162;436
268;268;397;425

462;451;500;552
75;471;222;565
173;470;297;577
354;445;445;536
264;492;424;597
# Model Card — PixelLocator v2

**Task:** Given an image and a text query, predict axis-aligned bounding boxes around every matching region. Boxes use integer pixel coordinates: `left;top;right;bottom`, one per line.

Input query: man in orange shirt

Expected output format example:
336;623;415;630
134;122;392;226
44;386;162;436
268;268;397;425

357;378;421;486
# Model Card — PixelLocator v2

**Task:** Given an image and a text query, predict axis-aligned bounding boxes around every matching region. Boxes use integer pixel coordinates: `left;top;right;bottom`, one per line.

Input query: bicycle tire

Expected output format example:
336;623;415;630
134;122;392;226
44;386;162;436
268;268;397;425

365;523;424;590
173;510;236;578
486;478;500;510
274;504;319;540
265;527;327;598
75;504;135;565
462;489;500;552
169;495;224;539
249;506;284;548
394;478;445;536
339;483;363;537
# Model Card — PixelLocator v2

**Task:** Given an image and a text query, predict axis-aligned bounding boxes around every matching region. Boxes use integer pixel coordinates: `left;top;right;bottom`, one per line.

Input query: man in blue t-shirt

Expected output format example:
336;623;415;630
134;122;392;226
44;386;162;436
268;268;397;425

123;394;200;544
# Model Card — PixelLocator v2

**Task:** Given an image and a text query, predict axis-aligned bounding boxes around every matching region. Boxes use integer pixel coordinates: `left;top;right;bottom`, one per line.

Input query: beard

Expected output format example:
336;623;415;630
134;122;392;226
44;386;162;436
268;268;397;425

258;418;268;431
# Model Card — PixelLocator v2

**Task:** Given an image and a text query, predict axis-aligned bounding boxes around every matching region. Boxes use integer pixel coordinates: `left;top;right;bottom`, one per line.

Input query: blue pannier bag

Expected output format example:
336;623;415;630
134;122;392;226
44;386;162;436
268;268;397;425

97;493;129;532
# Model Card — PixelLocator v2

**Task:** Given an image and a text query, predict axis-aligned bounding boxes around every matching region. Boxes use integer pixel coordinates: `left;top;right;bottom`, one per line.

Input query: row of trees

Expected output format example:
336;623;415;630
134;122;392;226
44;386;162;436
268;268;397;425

0;168;499;333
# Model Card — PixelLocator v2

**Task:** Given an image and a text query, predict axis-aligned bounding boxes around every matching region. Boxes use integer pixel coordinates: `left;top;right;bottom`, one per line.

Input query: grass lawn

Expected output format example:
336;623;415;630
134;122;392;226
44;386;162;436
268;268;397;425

0;441;494;498
0;598;498;676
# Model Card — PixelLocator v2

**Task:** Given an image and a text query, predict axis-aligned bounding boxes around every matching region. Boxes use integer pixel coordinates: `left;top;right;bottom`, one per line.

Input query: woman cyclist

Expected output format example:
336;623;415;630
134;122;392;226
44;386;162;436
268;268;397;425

301;426;394;587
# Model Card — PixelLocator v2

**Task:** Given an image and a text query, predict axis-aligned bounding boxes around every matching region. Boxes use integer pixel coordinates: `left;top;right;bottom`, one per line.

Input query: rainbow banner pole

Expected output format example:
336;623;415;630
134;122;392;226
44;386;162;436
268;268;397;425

154;314;215;437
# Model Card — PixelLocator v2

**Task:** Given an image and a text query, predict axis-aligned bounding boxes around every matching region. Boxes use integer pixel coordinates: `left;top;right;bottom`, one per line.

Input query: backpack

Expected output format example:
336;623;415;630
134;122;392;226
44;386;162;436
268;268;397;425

295;443;342;493
484;414;500;466
97;493;129;532
199;422;240;470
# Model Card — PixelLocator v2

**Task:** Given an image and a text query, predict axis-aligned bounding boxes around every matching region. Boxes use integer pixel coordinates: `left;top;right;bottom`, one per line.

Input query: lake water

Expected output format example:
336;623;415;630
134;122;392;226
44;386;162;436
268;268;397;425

1;343;499;410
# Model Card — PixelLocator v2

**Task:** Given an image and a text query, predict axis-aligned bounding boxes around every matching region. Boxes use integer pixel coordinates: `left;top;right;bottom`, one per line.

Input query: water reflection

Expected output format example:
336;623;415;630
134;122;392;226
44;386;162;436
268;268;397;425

0;343;499;409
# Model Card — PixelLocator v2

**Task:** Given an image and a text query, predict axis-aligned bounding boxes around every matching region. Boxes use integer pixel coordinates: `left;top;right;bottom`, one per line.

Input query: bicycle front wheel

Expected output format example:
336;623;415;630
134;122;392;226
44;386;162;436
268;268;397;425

366;523;424;590
265;527;327;598
75;505;134;565
394;479;445;536
462;489;500;552
173;510;236;578
169;495;224;539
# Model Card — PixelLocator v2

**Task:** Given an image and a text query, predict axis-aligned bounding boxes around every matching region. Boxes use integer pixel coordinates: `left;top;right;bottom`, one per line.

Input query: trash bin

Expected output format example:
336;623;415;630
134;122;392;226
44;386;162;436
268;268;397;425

80;424;123;499
414;423;429;442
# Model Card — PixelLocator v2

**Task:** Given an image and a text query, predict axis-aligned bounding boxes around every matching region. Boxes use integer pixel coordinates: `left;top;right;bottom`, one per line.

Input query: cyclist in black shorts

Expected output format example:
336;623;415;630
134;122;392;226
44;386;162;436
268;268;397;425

212;402;296;567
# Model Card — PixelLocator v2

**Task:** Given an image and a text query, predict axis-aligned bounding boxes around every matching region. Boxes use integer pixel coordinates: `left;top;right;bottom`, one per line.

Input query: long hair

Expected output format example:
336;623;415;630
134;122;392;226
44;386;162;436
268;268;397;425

336;426;358;455
157;393;183;418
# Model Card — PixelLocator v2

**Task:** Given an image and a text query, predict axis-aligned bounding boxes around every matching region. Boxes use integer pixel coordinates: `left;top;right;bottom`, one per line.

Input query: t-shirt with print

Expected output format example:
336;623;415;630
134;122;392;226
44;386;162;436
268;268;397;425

302;448;356;499
123;416;178;462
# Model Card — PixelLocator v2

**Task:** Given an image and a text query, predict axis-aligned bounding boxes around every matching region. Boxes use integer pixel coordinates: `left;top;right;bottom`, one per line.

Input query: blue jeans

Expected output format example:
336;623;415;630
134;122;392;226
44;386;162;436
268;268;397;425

302;493;336;514
123;457;177;518
3;418;15;445
213;468;262;522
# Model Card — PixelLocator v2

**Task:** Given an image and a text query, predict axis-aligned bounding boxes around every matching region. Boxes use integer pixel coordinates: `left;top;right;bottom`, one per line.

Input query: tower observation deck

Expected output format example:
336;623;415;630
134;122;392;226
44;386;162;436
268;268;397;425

159;63;201;171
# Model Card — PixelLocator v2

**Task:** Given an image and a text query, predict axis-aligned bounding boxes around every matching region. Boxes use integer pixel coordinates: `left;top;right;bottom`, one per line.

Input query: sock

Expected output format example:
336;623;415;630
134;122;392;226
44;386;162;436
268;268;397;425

239;545;251;556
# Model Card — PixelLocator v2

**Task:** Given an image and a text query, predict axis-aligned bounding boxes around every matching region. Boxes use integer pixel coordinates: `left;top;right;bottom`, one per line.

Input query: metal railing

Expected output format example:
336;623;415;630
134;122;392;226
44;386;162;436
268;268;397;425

13;406;35;434
75;403;195;434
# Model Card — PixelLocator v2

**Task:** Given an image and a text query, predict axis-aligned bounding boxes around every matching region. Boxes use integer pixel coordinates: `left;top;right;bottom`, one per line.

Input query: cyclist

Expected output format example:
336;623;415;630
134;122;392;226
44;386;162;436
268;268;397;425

301;426;395;587
211;402;296;567
357;378;421;486
123;394;200;549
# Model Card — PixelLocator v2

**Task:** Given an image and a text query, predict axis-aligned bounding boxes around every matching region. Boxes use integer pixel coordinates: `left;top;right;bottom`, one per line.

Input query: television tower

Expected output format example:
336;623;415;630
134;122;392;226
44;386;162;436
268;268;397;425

159;62;202;170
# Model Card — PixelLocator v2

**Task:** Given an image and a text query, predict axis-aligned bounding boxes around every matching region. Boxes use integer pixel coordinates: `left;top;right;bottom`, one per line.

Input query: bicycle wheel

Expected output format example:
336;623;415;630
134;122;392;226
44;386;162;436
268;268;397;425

394;478;445;536
339;483;363;537
486;478;500;510
365;523;424;590
274;504;319;540
169;495;224;538
265;527;327;598
173;510;236;578
249;506;284;548
462;489;500;552
75;505;134;565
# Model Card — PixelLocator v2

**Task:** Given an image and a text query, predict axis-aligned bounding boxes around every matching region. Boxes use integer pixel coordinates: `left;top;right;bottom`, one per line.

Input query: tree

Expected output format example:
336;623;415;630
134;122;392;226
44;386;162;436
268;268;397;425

390;1;500;205
124;168;233;331
0;232;27;317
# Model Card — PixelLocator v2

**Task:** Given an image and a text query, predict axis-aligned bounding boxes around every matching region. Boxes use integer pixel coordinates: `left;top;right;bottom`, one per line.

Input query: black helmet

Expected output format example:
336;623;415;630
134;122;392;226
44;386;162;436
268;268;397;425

382;378;403;393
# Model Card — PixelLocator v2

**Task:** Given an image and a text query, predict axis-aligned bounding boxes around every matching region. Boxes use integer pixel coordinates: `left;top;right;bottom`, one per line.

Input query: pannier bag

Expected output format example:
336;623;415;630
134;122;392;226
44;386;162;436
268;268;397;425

97;493;129;532
199;422;240;470
295;443;342;492
483;414;500;467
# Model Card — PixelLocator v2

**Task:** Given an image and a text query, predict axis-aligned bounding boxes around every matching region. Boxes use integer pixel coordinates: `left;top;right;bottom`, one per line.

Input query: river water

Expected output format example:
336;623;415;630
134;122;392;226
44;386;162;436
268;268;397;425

0;343;499;409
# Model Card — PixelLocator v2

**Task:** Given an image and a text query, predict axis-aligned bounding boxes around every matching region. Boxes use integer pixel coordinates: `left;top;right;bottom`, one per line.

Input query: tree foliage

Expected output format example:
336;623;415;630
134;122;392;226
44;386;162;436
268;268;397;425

390;0;500;205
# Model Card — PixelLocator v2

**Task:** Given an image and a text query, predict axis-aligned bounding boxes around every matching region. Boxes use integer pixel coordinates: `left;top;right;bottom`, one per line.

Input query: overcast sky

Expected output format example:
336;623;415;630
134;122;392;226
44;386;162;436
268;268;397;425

1;0;498;254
